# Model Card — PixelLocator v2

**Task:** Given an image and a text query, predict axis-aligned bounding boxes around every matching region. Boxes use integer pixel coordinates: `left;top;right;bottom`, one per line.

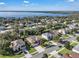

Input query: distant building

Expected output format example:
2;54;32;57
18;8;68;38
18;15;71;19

72;44;79;54
42;33;53;40
26;36;41;47
0;26;6;31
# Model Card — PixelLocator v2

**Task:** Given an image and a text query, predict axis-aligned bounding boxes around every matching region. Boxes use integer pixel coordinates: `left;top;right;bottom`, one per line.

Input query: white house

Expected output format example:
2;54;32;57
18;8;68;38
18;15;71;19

42;33;53;40
67;23;77;30
10;39;26;52
58;29;66;35
72;44;79;54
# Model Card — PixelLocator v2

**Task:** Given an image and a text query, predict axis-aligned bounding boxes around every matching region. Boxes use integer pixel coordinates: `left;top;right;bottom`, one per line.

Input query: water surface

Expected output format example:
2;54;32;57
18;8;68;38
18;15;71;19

0;12;70;17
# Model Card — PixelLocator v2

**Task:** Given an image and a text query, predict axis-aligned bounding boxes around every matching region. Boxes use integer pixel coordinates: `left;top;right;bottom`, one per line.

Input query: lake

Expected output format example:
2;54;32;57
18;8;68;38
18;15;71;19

0;12;70;17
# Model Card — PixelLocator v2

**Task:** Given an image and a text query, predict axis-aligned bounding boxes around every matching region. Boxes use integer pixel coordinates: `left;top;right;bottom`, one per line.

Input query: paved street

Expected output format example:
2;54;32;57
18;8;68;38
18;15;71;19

32;46;59;58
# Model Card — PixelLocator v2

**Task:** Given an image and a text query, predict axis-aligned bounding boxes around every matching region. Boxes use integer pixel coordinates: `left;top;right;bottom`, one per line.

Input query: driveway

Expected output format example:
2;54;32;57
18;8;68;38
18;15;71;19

24;53;32;58
34;46;45;53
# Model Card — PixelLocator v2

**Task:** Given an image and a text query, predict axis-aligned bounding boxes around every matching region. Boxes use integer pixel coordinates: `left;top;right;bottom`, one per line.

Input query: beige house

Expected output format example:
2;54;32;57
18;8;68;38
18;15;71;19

26;36;41;47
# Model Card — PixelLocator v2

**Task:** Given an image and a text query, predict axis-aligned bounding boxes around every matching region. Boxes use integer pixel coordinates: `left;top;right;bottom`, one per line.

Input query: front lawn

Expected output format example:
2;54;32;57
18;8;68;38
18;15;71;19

70;41;79;47
58;47;73;54
0;53;24;58
28;48;36;53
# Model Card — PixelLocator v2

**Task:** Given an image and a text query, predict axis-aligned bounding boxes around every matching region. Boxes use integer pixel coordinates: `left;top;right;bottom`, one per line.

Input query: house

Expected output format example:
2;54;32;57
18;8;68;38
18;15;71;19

6;25;12;29
52;21;58;24
67;23;77;30
26;36;41;47
58;29;66;35
27;22;35;27
42;33;53;40
19;23;24;27
0;26;6;31
51;30;59;36
10;39;26;53
63;53;79;58
72;44;79;54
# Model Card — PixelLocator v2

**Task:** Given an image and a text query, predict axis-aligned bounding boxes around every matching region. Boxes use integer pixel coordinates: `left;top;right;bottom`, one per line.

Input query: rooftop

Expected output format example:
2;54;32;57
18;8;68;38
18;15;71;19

64;53;79;58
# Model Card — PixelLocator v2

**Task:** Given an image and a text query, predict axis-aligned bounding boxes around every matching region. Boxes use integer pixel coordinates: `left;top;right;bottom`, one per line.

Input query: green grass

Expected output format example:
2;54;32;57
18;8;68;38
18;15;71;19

25;43;36;54
58;47;73;54
62;34;69;39
28;48;36;53
58;41;79;55
24;27;31;30
70;41;79;47
0;54;24;58
48;54;55;58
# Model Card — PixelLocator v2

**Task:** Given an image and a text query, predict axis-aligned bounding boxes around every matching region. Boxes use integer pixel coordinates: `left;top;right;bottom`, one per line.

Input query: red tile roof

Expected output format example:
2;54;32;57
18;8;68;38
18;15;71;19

64;53;79;58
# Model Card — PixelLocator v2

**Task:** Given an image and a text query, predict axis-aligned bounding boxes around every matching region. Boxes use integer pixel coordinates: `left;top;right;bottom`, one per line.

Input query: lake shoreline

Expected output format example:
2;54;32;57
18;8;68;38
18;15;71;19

0;12;70;18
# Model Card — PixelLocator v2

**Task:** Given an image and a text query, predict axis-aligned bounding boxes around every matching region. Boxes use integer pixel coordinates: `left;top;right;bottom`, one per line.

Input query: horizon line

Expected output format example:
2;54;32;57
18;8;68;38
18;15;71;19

0;10;79;12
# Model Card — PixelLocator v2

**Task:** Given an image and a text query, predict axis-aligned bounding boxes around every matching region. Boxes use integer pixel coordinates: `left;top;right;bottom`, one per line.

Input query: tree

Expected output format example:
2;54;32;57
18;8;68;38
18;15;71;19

64;42;71;50
53;35;60;42
76;36;79;42
0;33;15;56
46;23;53;29
42;53;48;58
0;39;14;56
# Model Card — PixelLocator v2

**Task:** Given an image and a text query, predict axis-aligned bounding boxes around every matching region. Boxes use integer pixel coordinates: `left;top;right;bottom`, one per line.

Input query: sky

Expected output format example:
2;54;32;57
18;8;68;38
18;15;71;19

0;0;79;11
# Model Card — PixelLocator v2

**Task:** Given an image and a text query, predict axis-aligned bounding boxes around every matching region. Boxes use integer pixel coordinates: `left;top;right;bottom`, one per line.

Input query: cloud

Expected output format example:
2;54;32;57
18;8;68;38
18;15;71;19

67;0;75;2
0;2;5;5
24;0;29;4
